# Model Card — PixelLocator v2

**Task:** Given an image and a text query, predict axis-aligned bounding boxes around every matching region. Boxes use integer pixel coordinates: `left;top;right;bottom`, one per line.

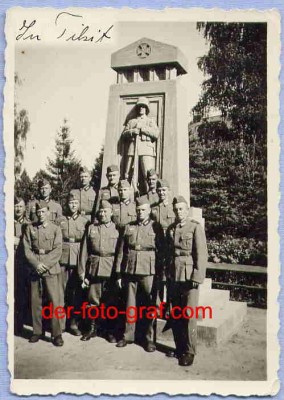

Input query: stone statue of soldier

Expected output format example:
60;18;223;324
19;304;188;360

122;97;159;194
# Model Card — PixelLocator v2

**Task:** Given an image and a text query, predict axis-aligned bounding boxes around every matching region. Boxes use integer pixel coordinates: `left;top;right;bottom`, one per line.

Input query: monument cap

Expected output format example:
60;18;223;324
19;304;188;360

136;197;150;207
118;179;130;189
67;191;80;202
35;200;49;211
147;169;158;178
136;97;149;113
157;179;170;189
99;200;112;210
107;165;119;173
173;195;188;206
38;178;50;188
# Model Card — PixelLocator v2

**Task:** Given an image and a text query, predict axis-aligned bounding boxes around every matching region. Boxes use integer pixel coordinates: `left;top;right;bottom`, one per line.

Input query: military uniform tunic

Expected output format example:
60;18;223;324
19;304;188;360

70;186;96;221
112;200;136;230
23;221;63;337
151;201;176;233
27;199;62;223
117;219;163;343
57;213;88;327
95;184;119;214
79;221;119;306
166;218;208;356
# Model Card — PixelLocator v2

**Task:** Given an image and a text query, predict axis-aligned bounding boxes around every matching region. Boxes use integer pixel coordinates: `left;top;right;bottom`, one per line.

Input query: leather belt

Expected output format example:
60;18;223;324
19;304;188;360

33;248;51;255
64;238;81;243
90;252;115;258
174;249;191;256
129;245;155;251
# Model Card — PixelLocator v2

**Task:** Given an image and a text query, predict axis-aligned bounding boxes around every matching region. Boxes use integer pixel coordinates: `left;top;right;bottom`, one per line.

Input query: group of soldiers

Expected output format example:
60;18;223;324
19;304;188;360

14;165;208;367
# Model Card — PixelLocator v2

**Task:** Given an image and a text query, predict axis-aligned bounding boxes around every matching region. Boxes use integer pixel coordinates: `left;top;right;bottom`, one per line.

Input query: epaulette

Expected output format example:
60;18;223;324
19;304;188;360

189;218;200;224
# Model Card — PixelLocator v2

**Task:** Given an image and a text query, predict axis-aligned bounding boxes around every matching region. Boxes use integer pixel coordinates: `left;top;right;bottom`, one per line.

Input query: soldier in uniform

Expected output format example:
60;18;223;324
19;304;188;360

57;192;88;335
116;197;163;352
112;180;136;232
145;169;159;205
95;165;120;213
122;97;159;192
151;179;175;233
23;200;64;346
70;166;96;222
27;179;62;223
166;196;208;366
79;200;120;342
14;196;30;335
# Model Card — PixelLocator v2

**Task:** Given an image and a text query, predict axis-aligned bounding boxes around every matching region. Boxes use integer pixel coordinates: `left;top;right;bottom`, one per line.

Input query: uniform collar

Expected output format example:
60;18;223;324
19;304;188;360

81;185;90;191
101;221;112;228
160;200;169;207
149;189;157;194
138;218;151;226
67;212;79;220
121;199;130;205
38;221;49;228
109;183;118;189
15;216;25;224
177;218;187;228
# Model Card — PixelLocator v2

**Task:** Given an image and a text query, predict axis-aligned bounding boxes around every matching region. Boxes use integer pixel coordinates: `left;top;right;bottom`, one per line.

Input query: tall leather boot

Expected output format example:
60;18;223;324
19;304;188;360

81;320;97;341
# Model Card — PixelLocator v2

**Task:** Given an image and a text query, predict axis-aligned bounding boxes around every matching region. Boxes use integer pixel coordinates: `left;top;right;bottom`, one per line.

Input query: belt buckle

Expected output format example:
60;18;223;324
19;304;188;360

39;249;45;255
69;238;75;243
135;244;141;251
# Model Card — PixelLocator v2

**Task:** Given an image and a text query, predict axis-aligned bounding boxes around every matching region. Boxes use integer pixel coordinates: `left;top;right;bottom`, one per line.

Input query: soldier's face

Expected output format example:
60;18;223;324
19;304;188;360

39;184;51;199
136;204;150;222
174;202;189;223
119;187;130;200
98;207;112;224
138;105;147;116
14;201;25;219
80;172;91;187
147;175;157;190
107;171;119;185
68;200;79;214
157;187;169;201
36;207;49;224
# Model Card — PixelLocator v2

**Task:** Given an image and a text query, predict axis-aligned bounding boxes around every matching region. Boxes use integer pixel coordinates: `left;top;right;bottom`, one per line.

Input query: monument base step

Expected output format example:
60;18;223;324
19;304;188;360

156;300;247;347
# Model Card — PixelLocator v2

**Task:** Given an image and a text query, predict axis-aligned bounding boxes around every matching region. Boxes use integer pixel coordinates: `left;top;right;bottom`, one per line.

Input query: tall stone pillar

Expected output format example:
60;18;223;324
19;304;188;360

101;37;190;202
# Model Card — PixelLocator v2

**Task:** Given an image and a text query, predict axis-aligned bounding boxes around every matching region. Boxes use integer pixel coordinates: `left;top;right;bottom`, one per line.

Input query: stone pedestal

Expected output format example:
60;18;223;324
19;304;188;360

156;278;247;347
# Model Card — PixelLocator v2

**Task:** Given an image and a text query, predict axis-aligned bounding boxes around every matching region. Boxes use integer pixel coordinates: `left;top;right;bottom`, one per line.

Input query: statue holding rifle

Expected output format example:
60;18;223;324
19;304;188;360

122;97;159;195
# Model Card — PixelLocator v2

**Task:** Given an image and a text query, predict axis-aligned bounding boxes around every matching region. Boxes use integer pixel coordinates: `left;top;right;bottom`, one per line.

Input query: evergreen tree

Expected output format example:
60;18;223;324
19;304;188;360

46;119;81;202
14;169;33;203
91;146;104;192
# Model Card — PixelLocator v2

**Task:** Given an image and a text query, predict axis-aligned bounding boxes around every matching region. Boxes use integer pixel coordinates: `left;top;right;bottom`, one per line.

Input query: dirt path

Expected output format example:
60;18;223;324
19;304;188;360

14;308;266;381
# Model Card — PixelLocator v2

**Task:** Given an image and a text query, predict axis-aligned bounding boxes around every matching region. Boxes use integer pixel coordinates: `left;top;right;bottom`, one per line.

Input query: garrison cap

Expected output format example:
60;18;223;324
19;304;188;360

99;200;112;210
147;169;158;178
67;191;80;202
136;197;150;207
14;196;25;205
157;179;170;188
38;178;50;188
173;195;188;206
118;179;130;189
106;165;119;173
35;200;49;211
79;166;90;174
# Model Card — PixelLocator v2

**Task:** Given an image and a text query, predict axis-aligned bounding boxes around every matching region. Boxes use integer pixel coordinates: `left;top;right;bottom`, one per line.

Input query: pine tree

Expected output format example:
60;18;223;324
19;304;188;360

91;146;104;192
14;169;33;203
46;119;81;202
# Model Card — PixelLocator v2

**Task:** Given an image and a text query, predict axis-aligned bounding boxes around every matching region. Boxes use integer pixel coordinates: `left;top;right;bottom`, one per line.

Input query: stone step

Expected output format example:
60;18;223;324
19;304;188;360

202;278;212;290
156;300;247;347
199;287;230;307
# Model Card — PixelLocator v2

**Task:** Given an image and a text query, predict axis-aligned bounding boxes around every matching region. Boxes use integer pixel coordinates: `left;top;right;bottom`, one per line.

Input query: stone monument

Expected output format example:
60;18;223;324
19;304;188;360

102;37;190;199
101;38;247;346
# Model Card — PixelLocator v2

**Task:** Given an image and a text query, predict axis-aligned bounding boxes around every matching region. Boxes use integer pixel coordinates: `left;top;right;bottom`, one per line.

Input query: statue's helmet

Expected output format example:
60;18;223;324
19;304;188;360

136;97;150;114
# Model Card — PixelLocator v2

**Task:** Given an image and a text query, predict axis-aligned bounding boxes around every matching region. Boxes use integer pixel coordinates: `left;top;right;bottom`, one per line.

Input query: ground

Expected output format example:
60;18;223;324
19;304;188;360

14;307;266;381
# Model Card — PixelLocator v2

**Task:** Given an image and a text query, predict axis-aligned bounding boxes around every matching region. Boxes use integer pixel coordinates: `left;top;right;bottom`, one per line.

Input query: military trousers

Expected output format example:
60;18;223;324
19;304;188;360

123;274;155;344
170;281;199;357
30;273;62;338
59;266;82;329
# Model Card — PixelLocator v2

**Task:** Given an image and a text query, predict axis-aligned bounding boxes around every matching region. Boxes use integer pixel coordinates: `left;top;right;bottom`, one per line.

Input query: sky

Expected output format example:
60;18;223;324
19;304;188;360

15;21;208;178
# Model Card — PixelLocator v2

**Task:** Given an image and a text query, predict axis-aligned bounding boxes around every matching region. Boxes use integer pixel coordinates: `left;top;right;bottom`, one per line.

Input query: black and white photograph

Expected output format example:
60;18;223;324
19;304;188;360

6;7;280;396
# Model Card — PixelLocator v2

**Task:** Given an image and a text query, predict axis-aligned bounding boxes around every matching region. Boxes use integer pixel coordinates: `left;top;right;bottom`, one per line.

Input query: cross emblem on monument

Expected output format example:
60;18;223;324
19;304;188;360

136;43;151;58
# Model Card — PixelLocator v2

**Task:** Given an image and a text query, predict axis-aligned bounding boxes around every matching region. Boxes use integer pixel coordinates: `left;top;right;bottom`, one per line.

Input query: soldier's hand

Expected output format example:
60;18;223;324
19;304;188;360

191;281;199;289
36;263;46;275
14;237;20;247
116;278;122;289
82;278;90;290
